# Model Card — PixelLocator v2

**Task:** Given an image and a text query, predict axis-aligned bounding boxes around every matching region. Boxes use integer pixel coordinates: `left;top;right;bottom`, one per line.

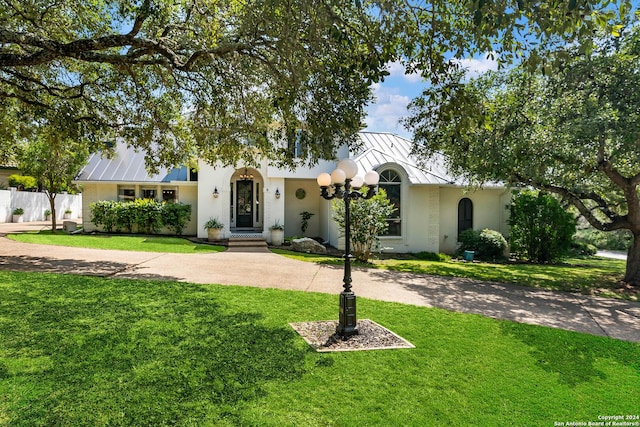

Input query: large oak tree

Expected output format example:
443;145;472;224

0;0;631;170
405;25;640;286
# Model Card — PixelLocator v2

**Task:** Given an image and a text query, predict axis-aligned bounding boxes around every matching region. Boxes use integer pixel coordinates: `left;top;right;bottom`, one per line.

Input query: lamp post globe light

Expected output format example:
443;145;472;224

317;158;379;338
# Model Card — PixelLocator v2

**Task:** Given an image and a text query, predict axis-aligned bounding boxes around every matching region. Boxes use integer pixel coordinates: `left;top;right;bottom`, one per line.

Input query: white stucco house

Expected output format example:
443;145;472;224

74;132;510;254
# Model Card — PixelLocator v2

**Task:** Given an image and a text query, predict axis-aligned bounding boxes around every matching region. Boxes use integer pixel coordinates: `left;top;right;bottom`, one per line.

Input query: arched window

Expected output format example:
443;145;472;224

458;198;473;235
379;169;401;236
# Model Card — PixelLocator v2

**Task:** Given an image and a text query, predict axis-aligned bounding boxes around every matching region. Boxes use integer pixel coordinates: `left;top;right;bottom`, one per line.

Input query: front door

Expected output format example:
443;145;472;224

236;180;253;228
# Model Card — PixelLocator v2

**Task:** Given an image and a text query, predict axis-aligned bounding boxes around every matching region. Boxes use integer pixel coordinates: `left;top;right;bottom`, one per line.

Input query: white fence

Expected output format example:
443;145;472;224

0;189;82;223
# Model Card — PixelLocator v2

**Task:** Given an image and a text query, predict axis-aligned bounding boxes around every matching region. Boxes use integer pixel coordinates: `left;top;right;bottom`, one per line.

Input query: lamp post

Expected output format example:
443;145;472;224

317;159;379;338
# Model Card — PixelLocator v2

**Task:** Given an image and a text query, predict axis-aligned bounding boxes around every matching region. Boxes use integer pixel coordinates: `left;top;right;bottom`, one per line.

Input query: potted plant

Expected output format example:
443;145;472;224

12;208;24;223
44;209;52;221
63;208;72;219
204;217;224;241
270;220;284;246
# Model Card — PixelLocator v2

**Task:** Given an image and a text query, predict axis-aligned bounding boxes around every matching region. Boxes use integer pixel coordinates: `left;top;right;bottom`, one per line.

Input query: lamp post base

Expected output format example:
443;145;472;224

337;291;358;338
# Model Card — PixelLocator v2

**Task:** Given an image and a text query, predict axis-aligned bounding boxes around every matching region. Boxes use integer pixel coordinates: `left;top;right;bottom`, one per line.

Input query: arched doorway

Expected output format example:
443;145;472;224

230;168;263;230
457;197;473;235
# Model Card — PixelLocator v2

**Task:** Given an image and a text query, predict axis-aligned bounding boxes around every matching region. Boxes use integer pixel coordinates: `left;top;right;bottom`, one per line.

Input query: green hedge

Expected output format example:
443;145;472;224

90;200;192;235
8;174;37;191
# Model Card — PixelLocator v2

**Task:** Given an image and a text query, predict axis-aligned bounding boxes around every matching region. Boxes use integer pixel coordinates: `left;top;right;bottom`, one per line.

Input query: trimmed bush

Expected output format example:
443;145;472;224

161;203;192;235
8;174;37;191
90;200;192;235
456;228;507;261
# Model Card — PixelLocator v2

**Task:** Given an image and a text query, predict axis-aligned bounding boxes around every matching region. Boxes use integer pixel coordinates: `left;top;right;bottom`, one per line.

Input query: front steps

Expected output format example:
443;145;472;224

227;232;268;250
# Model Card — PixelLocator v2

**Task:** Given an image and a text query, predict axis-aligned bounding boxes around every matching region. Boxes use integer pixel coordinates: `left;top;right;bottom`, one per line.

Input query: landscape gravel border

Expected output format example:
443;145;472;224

290;319;415;352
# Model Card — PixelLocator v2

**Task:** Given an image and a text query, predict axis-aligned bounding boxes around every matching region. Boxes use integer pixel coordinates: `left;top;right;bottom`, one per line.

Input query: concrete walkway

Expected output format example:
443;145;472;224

0;221;639;343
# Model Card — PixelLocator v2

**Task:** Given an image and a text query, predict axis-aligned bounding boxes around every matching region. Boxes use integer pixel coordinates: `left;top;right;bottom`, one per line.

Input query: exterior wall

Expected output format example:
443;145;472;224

376;184;440;254
283;179;323;238
0;168;19;187
0;189;82;223
80;182;198;234
196;160;285;240
438;186;510;254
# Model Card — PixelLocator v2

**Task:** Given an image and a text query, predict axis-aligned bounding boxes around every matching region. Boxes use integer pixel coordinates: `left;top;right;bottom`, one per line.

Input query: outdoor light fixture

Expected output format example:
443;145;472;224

239;168;254;181
317;158;379;337
275;188;281;199
213;187;219;198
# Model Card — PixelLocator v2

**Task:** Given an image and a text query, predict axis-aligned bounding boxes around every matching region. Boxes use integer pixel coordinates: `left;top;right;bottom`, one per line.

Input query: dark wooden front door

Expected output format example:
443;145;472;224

236;180;253;227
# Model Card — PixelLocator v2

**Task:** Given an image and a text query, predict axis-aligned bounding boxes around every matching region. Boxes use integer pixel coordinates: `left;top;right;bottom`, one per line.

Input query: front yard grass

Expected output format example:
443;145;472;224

7;231;225;253
272;249;636;301
0;271;638;426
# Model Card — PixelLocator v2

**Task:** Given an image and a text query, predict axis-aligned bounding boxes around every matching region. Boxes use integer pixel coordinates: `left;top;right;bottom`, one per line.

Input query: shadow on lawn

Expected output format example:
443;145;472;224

500;322;640;387
0;254;184;282
0;276;307;425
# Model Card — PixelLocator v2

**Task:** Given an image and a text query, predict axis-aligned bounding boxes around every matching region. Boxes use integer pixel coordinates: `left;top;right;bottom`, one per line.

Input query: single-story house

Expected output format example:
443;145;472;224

75;132;510;254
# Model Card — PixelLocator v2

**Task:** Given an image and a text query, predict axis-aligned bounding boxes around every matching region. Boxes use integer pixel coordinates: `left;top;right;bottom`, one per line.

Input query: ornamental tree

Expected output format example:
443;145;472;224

405;26;640;286
332;189;394;262
18;135;89;233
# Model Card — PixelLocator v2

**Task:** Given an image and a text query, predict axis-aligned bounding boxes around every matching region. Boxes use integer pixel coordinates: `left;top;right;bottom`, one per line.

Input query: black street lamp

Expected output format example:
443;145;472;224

317;159;379;338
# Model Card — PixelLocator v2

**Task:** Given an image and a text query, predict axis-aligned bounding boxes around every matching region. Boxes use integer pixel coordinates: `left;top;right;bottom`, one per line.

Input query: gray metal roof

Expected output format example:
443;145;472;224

75;142;187;183
76;132;483;187
354;132;460;185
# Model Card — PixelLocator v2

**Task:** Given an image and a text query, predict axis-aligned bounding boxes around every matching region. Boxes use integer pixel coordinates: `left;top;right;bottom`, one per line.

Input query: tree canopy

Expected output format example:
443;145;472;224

0;0;391;170
0;0;632;170
405;25;640;285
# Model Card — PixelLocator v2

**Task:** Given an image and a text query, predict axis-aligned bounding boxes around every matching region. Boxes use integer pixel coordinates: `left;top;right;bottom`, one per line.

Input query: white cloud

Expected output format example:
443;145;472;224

363;83;412;138
453;54;499;79
385;61;422;83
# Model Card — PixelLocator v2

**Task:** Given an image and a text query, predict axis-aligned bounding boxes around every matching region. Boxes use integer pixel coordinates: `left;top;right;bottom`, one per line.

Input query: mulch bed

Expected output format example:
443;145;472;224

290;319;415;352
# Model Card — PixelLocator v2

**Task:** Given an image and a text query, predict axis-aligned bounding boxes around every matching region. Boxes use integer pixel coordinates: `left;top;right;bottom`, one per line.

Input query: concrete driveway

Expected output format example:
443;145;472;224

1;222;639;343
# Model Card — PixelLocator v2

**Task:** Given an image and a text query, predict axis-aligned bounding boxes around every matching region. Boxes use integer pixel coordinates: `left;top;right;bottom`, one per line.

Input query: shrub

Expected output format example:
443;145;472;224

573;228;632;251
571;241;598;256
162;203;192;235
89;200;192;235
132;198;163;234
508;190;576;263
456;229;481;257
332;189;395;263
8;174;37;191
456;228;507;261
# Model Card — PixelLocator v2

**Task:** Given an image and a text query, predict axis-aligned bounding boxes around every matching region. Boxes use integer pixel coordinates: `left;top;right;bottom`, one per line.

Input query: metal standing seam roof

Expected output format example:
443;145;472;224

76;132;490;187
75;142;188;183
354;132;462;185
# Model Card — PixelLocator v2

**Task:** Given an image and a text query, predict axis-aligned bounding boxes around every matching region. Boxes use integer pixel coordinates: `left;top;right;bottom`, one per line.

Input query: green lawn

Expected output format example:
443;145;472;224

0;271;638;426
7;231;225;253
272;249;636;301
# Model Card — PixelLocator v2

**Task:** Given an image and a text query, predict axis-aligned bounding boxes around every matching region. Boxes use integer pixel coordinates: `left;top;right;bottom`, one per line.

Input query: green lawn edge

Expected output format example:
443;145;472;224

271;249;636;302
6;231;226;253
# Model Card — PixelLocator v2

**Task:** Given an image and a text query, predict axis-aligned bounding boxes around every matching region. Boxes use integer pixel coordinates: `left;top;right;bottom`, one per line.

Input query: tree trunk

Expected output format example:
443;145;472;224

624;231;640;286
48;193;57;234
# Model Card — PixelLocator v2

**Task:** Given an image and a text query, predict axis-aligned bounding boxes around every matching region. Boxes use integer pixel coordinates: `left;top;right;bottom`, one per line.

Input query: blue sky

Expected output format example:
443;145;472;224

363;56;500;140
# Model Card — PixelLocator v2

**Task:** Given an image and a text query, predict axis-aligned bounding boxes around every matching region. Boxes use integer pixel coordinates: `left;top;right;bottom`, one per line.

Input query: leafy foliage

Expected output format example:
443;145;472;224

456;228;508;261
299;211;315;234
7;174;37;191
18;137;89;232
332;189;394;262
574;228;632;251
508;191;577;263
406;26;640;283
90;200;192;235
161;203;192;236
0;0;630;172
